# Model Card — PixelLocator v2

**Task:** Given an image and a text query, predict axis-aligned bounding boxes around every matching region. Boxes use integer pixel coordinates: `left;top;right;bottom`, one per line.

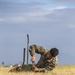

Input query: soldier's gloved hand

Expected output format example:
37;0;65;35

32;65;39;72
31;55;36;63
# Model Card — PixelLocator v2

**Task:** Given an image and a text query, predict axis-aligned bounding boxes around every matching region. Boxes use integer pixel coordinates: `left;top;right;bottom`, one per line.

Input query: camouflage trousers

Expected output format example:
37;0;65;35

36;54;45;68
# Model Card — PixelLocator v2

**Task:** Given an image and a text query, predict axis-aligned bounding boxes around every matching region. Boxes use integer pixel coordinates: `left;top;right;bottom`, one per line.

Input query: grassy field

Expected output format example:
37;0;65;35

0;66;75;75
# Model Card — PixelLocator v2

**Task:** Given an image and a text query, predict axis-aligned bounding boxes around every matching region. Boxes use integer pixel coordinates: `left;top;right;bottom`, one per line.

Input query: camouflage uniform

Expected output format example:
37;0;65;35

29;45;58;72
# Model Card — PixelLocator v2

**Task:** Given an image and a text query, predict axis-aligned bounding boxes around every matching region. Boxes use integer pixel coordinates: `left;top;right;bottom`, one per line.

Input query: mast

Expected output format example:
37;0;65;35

23;48;26;65
27;34;29;65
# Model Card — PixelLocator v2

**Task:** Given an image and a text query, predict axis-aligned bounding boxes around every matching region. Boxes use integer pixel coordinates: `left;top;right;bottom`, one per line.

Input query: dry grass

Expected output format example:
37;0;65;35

0;66;75;75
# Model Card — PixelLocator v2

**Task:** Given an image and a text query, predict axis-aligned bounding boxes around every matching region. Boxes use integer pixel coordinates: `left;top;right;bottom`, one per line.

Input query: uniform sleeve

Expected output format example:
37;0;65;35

29;45;36;56
29;45;47;56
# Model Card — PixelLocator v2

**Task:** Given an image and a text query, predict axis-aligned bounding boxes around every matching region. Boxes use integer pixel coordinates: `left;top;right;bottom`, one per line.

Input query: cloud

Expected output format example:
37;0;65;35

0;1;75;31
1;5;75;29
0;0;74;24
3;10;51;23
45;8;75;25
0;1;46;23
0;1;43;9
49;6;67;10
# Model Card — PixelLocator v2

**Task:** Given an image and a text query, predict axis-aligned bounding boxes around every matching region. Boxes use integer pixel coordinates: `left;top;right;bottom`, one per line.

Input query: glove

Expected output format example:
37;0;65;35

31;55;36;63
32;65;39;72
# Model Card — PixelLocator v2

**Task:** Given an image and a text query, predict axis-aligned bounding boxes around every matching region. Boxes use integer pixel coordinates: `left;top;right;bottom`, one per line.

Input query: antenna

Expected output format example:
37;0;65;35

27;34;29;65
23;48;26;65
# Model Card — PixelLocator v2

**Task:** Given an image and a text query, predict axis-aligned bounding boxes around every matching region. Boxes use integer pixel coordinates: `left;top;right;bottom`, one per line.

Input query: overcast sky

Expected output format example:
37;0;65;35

0;0;75;65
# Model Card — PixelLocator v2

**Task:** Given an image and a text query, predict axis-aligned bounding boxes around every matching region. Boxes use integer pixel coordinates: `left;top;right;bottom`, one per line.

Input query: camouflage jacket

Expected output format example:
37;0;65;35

29;45;58;72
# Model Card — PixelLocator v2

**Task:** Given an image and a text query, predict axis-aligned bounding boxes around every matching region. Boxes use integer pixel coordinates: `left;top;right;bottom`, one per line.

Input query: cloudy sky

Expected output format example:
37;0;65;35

0;0;75;65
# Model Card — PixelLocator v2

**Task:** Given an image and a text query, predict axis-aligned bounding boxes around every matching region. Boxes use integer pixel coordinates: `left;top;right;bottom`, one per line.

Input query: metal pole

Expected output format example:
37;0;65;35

27;34;29;65
23;48;26;65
